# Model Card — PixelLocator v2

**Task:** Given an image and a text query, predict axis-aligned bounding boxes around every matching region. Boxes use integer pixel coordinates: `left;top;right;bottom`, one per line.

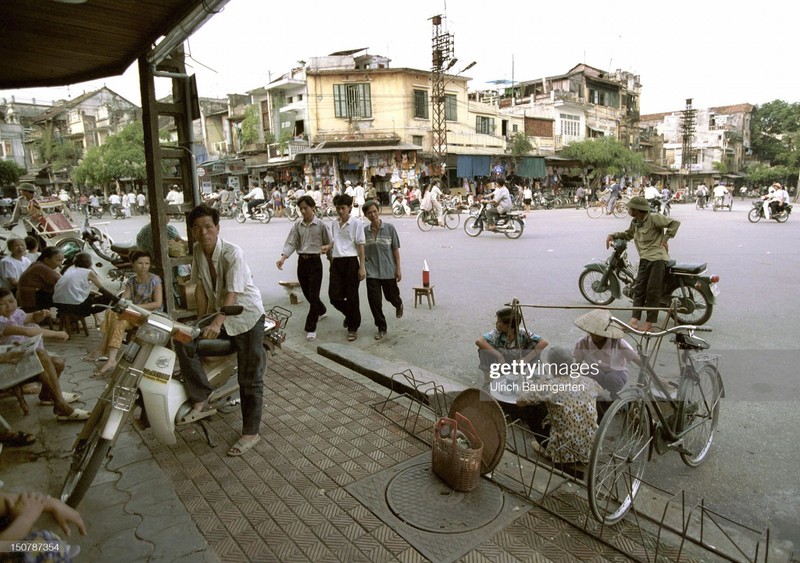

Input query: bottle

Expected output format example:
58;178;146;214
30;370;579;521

423;260;430;288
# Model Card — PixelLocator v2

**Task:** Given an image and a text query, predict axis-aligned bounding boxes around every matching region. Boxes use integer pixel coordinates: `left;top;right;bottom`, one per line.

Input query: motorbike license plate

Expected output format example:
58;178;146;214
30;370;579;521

710;282;720;296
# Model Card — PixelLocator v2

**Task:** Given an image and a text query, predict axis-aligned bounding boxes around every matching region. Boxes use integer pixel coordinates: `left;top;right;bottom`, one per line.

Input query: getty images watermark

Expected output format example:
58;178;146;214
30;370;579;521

488;359;600;395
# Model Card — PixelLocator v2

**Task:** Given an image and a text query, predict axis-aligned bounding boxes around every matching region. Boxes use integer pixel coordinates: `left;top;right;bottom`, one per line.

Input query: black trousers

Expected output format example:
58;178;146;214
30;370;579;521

297;255;326;333
329;256;361;332
632;259;666;323
366;278;402;332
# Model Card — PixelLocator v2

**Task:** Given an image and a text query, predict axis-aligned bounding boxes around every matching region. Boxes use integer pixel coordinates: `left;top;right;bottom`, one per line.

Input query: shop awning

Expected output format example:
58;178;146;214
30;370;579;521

516;157;546;178
299;141;422;155
456;156;492;178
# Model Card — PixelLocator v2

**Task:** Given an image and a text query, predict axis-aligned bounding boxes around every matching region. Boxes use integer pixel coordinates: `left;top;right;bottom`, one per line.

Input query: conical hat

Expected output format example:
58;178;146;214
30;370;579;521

574;309;625;339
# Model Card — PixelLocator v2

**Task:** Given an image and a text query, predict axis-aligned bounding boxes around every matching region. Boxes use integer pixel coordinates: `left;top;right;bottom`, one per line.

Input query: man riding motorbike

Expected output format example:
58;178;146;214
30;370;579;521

485;179;513;230
643;183;662;213
767;183;789;219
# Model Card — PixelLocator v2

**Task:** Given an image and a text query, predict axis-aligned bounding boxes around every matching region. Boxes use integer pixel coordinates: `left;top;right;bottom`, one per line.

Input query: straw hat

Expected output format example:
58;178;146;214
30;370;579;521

17;182;35;193
574;309;625;339
626;196;650;212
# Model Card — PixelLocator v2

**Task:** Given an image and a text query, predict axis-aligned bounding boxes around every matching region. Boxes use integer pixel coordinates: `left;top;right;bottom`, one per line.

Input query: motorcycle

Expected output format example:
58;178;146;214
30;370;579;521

109;204;125;220
60;291;291;507
578;239;719;325
463;201;525;239
284;198;300;221
748;199;792;223
648;197;672;217
235;200;273;224
416;207;460;231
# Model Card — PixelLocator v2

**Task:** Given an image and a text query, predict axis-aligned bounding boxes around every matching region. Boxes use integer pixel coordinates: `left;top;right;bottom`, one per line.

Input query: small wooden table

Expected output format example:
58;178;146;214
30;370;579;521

413;286;436;309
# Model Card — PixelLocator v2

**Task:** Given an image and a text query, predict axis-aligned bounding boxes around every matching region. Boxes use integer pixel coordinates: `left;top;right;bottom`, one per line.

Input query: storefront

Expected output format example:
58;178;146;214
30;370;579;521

197;158;247;195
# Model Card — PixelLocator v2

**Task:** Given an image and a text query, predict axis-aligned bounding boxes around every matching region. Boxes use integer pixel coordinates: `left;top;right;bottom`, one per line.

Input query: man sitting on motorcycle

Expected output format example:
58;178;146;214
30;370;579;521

242;182;266;218
643;183;661;212
606;196;681;333
768;183;789;218
484;179;512;230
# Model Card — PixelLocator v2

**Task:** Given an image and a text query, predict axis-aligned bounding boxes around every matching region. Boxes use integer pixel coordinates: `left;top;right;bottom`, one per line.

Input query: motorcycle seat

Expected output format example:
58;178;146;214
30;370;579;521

196;338;235;357
667;261;707;274
110;241;137;255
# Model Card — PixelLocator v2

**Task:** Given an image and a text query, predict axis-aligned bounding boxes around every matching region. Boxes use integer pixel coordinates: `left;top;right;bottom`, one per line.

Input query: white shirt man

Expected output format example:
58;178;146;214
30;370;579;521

713;185;728;198
109;193;121;206
243;185;265;216
643;185;661;201
352;183;366;217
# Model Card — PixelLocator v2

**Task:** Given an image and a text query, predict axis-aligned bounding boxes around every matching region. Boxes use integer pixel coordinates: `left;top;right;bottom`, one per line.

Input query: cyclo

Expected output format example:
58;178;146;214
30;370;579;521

586;306;724;525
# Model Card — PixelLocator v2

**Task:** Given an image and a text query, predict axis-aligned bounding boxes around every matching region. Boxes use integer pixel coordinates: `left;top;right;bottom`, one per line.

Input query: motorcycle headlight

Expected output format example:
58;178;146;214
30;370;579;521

135;317;173;346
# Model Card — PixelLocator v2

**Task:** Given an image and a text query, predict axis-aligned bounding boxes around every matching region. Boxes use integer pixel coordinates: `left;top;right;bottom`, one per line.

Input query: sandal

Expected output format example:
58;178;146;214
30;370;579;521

227;434;261;457
56;408;90;422
347;332;357;342
92;364;116;378
40;391;81;406
81;354;107;363
0;431;36;446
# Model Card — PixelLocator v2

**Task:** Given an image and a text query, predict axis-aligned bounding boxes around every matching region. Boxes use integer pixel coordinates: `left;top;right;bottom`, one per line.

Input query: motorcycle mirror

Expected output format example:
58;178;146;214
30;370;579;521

220;305;244;316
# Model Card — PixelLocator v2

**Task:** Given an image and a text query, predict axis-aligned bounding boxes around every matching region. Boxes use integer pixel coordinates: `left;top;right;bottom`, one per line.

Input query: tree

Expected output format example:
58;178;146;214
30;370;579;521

72;122;146;191
0;160;25;187
33;129;82;172
560;137;646;179
240;105;259;147
508;132;534;161
751;100;800;167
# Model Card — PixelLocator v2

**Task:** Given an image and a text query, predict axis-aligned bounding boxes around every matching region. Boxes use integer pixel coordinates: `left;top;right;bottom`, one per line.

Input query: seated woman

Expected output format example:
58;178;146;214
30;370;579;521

0;238;32;291
517;346;602;466
16;247;63;312
0;288;88;421
85;250;162;376
52;252;110;318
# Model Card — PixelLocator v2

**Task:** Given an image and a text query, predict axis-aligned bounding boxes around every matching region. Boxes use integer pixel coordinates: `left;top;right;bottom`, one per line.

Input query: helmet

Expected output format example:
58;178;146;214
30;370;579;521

627;196;650;212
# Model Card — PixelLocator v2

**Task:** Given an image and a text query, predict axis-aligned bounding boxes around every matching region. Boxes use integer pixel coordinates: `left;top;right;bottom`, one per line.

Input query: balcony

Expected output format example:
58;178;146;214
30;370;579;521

267;140;309;161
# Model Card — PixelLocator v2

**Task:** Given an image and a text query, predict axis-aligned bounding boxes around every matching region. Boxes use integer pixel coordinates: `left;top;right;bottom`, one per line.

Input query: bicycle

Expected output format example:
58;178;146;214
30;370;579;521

416;207;459;231
586;198;627;218
587;316;724;525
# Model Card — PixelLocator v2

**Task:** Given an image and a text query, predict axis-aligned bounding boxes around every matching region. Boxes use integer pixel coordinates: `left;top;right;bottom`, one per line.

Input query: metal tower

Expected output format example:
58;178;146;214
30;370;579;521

681;98;697;179
430;14;454;185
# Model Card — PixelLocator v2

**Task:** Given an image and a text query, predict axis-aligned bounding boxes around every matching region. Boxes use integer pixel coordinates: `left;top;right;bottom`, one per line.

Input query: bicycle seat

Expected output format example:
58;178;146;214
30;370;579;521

196;338;235;357
667;261;707;274
672;333;709;350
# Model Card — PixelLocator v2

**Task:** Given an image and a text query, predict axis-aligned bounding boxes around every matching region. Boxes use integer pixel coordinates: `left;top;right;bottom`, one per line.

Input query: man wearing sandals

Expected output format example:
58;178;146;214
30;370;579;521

175;205;266;456
329;194;365;342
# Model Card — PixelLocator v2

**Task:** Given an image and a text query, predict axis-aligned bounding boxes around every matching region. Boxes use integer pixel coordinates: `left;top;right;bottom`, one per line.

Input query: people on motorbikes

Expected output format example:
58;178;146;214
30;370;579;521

164;185;184;215
643;183;661;212
419;184;443;226
485;179;512;230
242;182;265;218
605;196;681;333
767;182;789;219
391;188;411;215
695;182;709;208
574;185;587;208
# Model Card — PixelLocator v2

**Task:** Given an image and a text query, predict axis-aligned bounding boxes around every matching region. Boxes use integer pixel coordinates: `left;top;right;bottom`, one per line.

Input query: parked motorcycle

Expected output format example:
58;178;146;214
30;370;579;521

235;200;273;224
578;238;719;325
55;219;128;290
60;292;291;507
284;198;300;221
463;201;525;239
748;199;792;223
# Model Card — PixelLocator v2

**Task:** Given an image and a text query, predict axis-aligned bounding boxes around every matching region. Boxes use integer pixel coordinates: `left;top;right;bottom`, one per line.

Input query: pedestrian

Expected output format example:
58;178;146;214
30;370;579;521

175;205;267;457
606;196;681;332
606;178;621;214
121;191;132;218
329;193;365;341
136;191;147;215
362;200;402;341
276;195;331;342
127;189;137;215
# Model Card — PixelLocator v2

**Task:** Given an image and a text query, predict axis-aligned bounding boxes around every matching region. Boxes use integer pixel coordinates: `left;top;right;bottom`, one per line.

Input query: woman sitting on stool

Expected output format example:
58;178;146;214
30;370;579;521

52;252;111;321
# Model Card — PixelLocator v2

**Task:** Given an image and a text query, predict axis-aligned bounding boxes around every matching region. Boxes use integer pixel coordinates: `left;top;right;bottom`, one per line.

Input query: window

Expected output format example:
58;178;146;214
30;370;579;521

333;83;372;118
2;141;12;156
413;90;429;119
559;113;581;137
588;86;619;108
476;115;495;135
445;94;457;121
412;135;424;146
512;124;518;133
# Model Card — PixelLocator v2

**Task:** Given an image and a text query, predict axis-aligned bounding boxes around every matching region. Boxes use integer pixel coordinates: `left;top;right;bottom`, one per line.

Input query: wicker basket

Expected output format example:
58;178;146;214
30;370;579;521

431;412;484;492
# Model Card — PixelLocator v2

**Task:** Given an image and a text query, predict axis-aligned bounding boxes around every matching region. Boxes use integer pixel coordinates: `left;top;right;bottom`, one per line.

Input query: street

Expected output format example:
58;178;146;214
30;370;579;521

100;201;800;550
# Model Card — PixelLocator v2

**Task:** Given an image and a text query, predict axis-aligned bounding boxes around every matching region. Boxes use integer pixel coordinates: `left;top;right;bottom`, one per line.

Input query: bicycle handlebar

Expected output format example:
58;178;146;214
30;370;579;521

610;316;712;337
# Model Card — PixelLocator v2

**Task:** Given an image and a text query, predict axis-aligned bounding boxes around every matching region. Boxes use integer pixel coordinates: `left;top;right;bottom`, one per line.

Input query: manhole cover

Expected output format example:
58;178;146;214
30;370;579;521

386;462;504;533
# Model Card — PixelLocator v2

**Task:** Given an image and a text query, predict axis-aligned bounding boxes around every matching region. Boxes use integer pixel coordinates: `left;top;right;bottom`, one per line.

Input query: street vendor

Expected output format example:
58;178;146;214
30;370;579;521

5;182;37;227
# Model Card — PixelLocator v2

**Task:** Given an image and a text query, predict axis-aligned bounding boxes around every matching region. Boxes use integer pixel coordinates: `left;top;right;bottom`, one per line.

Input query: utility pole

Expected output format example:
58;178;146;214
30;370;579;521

681;98;697;189
430;14;454;188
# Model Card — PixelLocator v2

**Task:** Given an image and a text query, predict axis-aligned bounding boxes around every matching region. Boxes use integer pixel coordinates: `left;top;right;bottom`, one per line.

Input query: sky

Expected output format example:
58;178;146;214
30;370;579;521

1;0;796;116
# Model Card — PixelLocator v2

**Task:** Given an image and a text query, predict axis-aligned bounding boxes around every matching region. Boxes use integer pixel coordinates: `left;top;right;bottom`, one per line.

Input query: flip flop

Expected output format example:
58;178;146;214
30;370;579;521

40;391;81;406
227;434;261;457
177;406;217;425
347;332;357;342
0;431;36;446
56;408;90;422
92;365;116;378
81;355;107;363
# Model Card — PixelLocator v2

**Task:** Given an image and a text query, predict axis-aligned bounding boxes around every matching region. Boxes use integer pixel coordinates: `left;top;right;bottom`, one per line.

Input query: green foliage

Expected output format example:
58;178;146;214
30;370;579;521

0;160;25;187
34;129;82;171
508;132;533;160
278;129;293;151
72;122;146;187
712;161;729;174
745;162;794;187
751;100;800;167
560;137;646;176
240;105;259;147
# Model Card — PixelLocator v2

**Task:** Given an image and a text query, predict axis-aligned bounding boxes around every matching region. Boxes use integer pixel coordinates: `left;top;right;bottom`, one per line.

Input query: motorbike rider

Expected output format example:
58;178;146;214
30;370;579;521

484;179;512;230
164;185;184;215
695;182;709;208
242;182;266;218
643;183;661;212
606;196;681;333
768;183;789;218
175;205;267;457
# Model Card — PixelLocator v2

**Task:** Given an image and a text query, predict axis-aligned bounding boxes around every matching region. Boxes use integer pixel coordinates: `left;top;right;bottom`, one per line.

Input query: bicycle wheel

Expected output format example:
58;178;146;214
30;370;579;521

613;201;628;218
235;211;246;223
677;365;721;467
588;396;651;525
416;212;433;232
578;269;615;306
587;202;604;218
464;216;482;237
60;404;112;507
503;218;524;239
671;286;713;325
444;210;460;230
391;206;404;218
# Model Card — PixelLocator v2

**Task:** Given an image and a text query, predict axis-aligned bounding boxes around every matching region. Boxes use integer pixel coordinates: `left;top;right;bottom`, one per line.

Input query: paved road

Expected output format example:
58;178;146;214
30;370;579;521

99;201;799;551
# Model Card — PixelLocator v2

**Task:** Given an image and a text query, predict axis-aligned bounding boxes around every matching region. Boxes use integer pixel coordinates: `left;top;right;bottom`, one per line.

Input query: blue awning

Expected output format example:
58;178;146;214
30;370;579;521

456;155;492;178
516;157;546;178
